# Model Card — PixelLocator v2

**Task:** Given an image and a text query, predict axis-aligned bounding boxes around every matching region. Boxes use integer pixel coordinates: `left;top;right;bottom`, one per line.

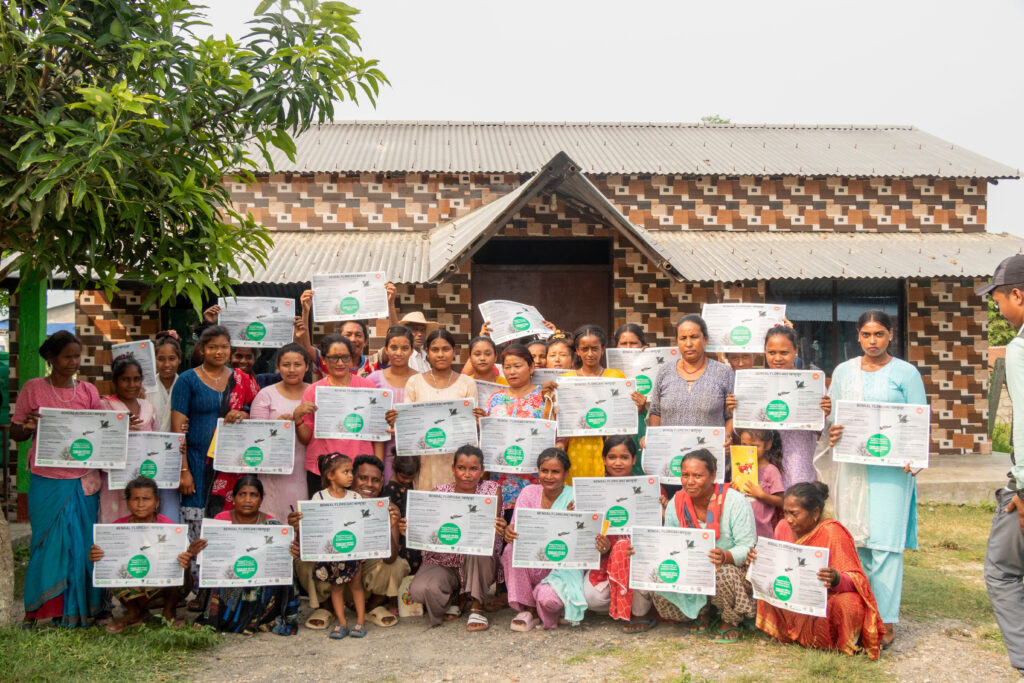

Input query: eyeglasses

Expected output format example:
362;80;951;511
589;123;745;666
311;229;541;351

324;354;352;364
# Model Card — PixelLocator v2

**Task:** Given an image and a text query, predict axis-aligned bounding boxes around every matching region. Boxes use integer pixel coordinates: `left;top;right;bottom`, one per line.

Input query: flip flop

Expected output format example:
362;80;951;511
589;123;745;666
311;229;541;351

349;623;367;638
305;608;332;630
443;605;462;622
623;618;657;634
510;611;538;632
329;624;349;640
712;625;742;644
366;606;397;628
467;610;489;632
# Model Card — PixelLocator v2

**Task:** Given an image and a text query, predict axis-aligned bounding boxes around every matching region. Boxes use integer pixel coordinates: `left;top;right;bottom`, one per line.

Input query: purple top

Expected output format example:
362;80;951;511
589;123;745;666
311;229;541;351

752;462;784;539
779;430;818;490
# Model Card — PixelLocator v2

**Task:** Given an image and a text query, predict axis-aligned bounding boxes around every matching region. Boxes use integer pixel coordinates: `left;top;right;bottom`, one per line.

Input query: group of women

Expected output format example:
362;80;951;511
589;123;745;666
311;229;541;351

10;300;924;660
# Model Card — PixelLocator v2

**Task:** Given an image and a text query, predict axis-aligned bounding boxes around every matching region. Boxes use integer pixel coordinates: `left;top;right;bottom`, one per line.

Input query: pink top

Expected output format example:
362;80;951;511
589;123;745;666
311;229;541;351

13;377;102;489
213;510;276;522
301;376;375;474
113;514;175;524
250;383;307;471
101;395;158;432
752;462;785;539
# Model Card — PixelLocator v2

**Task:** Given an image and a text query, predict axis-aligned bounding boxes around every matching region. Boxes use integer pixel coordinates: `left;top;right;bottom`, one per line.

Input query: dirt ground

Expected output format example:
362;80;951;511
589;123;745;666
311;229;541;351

192;602;1020;682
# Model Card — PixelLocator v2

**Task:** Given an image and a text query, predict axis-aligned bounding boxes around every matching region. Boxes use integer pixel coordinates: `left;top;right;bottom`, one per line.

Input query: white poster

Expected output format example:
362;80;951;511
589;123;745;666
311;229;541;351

605;347;679;397
216;296;295;348
313;386;393;442
311;272;388;323
555;378;638;437
475;379;506;414
530;368;565;386
111;340;159;395
642;426;726;483
298;497;392;562
572;476;661;534
702;303;787;353
393;398;478;456
733;370;826;431
628;526;716;595
478;300;553;344
35;407;129;469
511;508;603;570
832;400;931;468
405;490;498;556
107;431;184;489
92;523;188;588
478;417;555;474
211;419;296;474
748;538;829;617
197;522;294;588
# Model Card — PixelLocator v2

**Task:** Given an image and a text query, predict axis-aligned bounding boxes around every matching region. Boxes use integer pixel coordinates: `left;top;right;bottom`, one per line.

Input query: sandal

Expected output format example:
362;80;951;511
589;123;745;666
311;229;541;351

712;625;742;644
349;623;367;638
623;618;657;634
442;604;461;622
329;624;349;640
510;611;538;632
467;610;489;632
305;608;332;630
366;606;397;628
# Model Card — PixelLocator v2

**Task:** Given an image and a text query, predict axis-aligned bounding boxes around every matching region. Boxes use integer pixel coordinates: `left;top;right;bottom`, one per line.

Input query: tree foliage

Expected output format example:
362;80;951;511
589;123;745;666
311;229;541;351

0;0;387;309
989;298;1016;346
700;114;731;124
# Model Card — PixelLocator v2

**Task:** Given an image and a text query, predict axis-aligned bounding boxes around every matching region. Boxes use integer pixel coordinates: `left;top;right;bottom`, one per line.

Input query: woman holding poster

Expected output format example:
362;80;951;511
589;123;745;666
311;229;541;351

367;325;418;483
11;331;105;627
826;310;926;648
753;482;885;659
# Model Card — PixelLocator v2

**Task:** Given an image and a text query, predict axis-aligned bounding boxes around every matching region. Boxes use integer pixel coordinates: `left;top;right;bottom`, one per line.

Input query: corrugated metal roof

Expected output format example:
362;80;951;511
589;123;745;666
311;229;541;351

636;230;1024;281
232;230;431;284
255;121;1020;179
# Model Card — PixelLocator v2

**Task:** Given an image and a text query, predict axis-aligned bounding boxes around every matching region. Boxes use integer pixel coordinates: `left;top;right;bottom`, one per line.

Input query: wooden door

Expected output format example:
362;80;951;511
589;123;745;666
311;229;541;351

471;264;612;337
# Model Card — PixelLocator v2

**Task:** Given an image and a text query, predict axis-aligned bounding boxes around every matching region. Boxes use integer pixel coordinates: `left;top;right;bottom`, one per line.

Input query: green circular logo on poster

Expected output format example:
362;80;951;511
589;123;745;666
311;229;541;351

424;427;446;449
669;455;684;477
69;439;93;461
544;539;569;562
729;326;752;346
332;529;357;553
585;408;607;428
512;316;531;332
502;445;525;466
234;555;258;579
606;505;629;528
139;459;158;479
127;554;150;579
438;522;461;545
343;414;364;433
245;322;267;341
243;446;264;467
636;375;653;395
339;297;360;315
866;433;891;457
773;575;793;601
766;399;790;422
658;559;680;583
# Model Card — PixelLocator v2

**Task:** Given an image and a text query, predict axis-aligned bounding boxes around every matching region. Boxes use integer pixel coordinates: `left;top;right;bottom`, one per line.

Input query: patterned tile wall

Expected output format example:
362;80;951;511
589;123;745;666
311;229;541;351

228;173;987;234
906;277;990;454
75;291;162;395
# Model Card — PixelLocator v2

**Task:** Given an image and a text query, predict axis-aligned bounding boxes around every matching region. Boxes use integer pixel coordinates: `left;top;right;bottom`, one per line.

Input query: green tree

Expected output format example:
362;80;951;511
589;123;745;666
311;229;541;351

989;299;1016;346
700;114;731;124
0;0;387;310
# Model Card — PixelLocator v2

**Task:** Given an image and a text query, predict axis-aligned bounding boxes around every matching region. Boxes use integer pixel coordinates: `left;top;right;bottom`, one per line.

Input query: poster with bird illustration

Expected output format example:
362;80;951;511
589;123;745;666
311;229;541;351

701;303;787;353
298;497;391;562
394;398;478;456
314;386;393;441
479;417;554;474
111;340;159;394
733;370;826;431
216;296;295;348
405;490;498;556
572;475;661;534
605;347;679;397
642;426;726;483
478;299;553;344
628;526;715;595
212;418;296;474
511;508;603;570
197;522;293;588
832;400;931;468
35;407;129;469
92;523;188;588
311;271;388;323
107;431;184;489
555;377;638;437
747;537;829;617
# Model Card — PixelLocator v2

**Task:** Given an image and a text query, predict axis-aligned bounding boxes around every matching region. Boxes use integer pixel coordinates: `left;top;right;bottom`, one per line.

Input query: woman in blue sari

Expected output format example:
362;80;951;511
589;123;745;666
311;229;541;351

11;331;104;626
826;310;926;649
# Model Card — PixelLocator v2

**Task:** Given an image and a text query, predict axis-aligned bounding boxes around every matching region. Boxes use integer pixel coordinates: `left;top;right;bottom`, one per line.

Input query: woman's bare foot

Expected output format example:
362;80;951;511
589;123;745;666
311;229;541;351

881;623;896;649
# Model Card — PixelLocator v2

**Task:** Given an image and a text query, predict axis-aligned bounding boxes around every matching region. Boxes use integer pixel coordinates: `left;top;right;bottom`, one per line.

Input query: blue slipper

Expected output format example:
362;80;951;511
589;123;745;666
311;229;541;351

329;625;349;639
349;623;367;638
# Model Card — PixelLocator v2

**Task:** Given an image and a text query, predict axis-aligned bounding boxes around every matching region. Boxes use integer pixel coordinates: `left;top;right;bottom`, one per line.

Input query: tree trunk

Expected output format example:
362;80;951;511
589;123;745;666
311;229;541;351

0;515;14;626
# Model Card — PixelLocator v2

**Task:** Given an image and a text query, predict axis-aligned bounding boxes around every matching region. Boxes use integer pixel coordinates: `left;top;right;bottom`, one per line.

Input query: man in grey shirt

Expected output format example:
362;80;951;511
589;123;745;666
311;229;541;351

979;254;1024;675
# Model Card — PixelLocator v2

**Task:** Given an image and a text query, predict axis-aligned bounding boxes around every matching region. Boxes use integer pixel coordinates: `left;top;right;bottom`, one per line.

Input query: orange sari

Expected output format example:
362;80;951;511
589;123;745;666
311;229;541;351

756;519;885;660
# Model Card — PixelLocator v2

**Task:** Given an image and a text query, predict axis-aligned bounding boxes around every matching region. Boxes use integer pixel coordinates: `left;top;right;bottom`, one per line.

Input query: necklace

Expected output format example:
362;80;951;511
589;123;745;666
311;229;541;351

47;375;79;404
429;368;456;392
678;358;707;376
198;364;228;390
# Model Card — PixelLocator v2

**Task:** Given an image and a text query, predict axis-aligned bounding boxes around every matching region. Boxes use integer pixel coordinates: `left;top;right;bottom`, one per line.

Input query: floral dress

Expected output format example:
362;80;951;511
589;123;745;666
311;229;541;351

486;386;546;509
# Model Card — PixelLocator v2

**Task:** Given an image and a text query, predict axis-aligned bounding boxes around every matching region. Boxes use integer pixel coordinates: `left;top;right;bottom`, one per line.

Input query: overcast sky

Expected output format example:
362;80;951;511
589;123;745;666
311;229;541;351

202;0;1024;235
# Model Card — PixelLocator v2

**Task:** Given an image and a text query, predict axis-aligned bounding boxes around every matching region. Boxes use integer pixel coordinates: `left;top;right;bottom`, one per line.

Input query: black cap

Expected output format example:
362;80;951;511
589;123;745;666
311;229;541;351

977;254;1024;296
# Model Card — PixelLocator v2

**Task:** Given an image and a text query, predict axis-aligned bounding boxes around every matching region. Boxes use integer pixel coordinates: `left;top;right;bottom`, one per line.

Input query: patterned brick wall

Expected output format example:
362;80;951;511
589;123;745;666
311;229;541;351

75;291;161;395
228;173;987;234
906;277;990;455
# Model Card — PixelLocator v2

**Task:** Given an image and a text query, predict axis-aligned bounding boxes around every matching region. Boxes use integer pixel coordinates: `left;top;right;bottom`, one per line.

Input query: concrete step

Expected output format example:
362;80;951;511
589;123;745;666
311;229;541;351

916;452;1010;505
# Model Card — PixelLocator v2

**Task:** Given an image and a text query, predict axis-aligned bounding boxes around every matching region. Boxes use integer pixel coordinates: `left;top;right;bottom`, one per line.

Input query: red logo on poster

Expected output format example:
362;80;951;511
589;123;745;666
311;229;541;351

648;478;655;485
116;413;125;420
485;498;493;505
377;500;386;507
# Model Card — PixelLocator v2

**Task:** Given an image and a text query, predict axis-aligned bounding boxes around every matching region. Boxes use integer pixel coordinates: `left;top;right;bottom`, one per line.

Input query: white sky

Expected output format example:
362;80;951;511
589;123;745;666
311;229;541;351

201;0;1024;235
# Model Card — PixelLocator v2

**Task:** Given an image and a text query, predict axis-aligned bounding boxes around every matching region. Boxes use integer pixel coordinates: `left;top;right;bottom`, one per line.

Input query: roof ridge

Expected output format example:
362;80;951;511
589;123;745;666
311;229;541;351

315;120;918;130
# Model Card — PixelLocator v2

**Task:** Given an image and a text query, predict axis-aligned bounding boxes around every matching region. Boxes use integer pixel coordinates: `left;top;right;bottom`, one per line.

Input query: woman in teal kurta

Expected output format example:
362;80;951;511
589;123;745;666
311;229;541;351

827;310;926;649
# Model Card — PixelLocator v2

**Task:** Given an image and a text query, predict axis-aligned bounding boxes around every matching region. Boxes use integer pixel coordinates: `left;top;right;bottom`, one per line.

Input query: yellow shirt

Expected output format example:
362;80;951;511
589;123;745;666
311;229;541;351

560;368;626;484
